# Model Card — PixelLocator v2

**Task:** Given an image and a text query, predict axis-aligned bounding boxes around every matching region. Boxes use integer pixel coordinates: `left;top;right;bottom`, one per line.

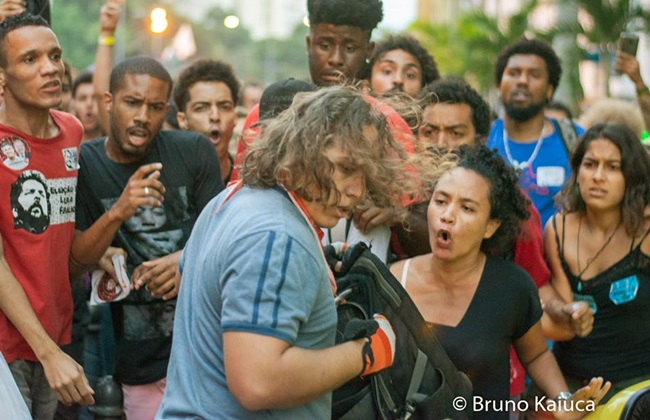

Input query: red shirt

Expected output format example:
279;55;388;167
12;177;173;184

0;110;82;363
231;96;416;182
510;201;550;396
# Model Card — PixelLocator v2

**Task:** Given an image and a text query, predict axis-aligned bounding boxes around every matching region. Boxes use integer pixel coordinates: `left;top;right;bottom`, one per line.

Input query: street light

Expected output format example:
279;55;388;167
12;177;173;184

150;7;168;34
224;15;239;29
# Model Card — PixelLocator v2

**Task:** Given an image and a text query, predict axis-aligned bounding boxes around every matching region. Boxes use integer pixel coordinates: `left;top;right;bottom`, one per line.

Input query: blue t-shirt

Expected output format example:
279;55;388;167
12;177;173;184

487;119;583;225
157;185;337;419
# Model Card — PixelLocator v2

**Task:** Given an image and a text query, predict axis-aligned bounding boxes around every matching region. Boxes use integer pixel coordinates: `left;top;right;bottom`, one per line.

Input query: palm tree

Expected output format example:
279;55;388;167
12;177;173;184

410;0;539;95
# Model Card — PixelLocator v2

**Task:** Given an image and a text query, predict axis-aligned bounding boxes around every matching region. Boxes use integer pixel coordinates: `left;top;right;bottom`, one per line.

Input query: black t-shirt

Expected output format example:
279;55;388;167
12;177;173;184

76;130;224;384
553;218;650;383
430;256;542;420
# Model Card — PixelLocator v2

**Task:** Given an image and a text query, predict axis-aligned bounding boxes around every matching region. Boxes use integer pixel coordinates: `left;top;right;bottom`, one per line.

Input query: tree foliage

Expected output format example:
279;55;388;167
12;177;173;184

410;0;539;94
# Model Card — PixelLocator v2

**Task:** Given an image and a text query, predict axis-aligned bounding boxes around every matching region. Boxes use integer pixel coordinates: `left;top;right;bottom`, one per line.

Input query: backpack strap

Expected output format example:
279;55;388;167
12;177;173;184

403;349;429;419
552;117;579;157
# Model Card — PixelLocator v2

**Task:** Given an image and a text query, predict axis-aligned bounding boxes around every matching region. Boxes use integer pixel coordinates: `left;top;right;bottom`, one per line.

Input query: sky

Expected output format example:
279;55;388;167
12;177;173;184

380;0;417;32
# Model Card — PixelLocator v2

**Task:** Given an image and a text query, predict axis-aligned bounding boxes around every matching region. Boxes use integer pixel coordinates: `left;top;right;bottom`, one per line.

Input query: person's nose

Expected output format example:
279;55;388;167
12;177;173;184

344;174;365;200
328;46;344;68
433;132;452;149
134;105;150;125
439;204;456;224
41;57;61;77
592;163;605;181
209;105;221;122
391;71;404;88
515;71;530;86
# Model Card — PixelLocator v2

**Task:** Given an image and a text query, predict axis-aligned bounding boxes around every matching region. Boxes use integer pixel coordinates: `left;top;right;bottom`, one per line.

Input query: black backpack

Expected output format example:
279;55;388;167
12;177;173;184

331;243;473;420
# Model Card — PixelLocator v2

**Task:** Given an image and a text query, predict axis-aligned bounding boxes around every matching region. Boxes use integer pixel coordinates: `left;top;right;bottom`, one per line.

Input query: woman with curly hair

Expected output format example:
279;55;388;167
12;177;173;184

391;146;610;419
546;123;650;402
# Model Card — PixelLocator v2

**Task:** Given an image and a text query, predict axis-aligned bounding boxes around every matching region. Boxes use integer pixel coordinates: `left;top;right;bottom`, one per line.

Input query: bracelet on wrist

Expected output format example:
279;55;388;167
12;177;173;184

98;35;115;46
555;391;572;402
636;85;650;96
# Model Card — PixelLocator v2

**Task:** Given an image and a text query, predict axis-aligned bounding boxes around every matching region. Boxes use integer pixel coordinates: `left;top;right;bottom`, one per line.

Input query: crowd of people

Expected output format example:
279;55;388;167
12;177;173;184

0;0;649;419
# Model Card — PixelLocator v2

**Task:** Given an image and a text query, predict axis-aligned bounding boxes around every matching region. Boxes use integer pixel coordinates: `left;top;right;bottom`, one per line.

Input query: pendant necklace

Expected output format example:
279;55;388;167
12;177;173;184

575;216;622;292
502;120;545;173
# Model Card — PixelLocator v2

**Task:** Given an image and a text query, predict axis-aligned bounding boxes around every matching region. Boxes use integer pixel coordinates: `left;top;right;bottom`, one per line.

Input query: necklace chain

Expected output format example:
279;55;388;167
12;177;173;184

576;217;622;279
502;120;545;171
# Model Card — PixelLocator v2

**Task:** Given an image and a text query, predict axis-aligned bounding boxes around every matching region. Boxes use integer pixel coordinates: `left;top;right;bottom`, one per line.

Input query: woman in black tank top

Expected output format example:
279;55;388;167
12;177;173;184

545;123;650;400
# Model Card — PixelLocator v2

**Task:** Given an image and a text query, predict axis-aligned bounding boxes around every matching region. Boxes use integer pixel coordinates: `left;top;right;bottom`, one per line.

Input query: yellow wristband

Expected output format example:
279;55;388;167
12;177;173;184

637;85;650;97
99;35;115;46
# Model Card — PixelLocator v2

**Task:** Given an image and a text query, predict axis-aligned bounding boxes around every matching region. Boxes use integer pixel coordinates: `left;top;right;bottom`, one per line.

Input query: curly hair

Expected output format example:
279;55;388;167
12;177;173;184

445;146;530;256
494;38;562;93
578;98;645;138
367;34;440;87
418;77;492;140
174;58;240;112
557;123;650;236
110;56;173;98
0;12;50;68
241;85;425;223
307;0;383;36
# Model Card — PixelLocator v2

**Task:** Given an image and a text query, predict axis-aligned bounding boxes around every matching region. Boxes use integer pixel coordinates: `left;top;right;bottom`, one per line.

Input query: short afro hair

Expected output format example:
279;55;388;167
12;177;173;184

174;58;240;112
109;56;173;98
419;77;491;139
368;34;440;86
307;0;383;35
0;12;50;68
494;38;562;92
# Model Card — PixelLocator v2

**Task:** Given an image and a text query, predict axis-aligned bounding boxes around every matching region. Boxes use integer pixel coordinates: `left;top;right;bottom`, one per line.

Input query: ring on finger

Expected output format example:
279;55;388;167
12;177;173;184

144;186;150;196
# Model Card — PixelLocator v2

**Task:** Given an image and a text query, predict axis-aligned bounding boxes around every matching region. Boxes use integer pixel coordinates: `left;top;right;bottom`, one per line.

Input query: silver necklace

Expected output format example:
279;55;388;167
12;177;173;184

502;120;545;171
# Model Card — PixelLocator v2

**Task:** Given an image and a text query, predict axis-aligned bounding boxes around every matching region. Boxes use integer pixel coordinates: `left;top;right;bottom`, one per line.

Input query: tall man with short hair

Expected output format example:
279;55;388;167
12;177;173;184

0;12;94;417
233;0;416;262
232;0;387;181
71;56;224;419
487;38;583;225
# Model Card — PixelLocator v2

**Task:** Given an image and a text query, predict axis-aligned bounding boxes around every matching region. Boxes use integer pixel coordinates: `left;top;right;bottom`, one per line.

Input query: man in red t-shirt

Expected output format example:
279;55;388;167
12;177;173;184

0;12;94;418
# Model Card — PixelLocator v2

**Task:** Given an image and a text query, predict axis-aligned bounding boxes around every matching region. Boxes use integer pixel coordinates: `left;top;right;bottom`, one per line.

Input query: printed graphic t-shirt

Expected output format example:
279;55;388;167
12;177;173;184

0;110;83;362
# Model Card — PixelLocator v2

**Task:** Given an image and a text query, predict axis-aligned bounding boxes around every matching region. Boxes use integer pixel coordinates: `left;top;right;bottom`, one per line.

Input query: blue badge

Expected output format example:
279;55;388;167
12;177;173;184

573;293;597;315
609;275;639;305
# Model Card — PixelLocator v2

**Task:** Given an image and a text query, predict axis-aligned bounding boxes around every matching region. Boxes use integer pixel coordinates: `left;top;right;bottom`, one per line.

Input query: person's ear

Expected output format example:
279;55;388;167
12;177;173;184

176;112;189;130
366;41;375;61
484;219;501;239
103;92;113;113
546;85;554;103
